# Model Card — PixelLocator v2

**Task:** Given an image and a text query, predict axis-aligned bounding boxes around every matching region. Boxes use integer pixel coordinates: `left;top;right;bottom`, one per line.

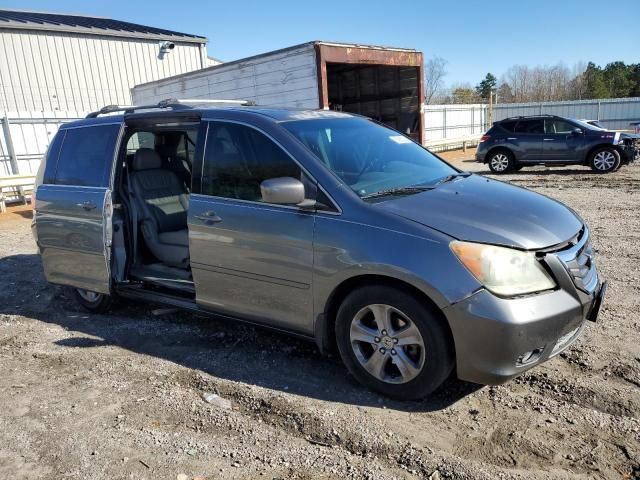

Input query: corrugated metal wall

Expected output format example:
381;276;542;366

424;104;488;141
424;97;640;142
132;43;320;108
493;97;640;130
0;29;206;112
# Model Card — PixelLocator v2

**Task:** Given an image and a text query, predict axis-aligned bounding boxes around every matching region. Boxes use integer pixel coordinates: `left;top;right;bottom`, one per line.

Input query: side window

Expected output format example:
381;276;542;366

514;119;544;134
55;124;120;187
202;122;301;202
499;120;518;133
41;129;65;185
176;130;198;165
546;119;575;135
126;131;155;154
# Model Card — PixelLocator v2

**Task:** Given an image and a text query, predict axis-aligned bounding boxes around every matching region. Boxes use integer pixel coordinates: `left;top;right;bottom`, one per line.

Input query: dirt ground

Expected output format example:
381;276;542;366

1;152;639;480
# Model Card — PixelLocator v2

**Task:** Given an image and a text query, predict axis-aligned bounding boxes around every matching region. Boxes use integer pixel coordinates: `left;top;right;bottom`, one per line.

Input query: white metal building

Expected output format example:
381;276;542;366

0;9;220;177
0;9;220;112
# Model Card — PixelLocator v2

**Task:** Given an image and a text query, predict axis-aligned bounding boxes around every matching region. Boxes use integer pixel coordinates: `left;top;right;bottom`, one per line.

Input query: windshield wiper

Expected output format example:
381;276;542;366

433;171;472;186
361;185;433;199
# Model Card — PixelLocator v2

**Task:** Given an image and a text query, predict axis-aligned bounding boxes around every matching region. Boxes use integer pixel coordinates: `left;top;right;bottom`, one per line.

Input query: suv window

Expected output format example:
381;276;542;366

127;131;155;154
546;119;575;135
499;120;518;132
202;122;301;202
514;119;544;134
55;124;120;187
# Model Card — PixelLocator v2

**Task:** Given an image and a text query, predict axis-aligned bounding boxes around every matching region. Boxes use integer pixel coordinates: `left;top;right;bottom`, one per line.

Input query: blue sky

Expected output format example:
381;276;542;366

4;0;639;86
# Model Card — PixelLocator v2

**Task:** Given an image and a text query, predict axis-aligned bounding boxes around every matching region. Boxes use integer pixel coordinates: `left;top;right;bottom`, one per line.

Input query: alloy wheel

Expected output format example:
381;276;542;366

490;153;509;172
76;288;100;302
593;150;616;171
349;304;426;384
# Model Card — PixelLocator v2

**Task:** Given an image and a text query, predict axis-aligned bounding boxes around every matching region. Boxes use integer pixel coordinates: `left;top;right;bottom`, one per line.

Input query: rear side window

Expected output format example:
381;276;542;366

40;129;65;185
498;120;518;132
55;124;120;187
514;119;544;134
202;122;301;202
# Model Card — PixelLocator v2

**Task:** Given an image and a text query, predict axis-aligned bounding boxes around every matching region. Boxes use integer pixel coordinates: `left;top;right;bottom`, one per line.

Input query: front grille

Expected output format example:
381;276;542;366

555;227;599;294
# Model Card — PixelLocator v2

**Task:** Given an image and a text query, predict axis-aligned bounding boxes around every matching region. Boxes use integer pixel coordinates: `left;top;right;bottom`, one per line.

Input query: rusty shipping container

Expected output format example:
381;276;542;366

132;41;425;143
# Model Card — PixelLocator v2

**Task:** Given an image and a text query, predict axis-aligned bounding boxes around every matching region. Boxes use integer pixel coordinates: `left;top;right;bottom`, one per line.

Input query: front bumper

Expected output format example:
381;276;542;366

443;228;603;385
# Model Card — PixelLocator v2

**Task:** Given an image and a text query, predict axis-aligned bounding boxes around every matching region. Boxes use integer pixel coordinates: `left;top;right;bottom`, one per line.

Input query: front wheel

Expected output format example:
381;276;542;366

589;147;620;173
73;288;113;313
487;150;515;174
335;286;454;400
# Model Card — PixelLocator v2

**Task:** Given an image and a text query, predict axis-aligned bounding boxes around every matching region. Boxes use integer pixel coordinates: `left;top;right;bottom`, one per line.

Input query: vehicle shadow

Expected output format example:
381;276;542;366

0;253;482;412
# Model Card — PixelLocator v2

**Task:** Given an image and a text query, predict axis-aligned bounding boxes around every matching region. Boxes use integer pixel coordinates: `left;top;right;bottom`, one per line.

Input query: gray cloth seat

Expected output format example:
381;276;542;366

129;148;190;268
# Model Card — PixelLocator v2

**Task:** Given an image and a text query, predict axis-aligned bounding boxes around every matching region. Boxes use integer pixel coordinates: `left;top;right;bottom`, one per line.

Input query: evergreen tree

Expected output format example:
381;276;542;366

475;73;497;99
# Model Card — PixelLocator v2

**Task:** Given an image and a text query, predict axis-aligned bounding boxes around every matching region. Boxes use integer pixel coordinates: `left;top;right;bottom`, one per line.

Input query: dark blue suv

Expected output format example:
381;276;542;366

476;115;639;174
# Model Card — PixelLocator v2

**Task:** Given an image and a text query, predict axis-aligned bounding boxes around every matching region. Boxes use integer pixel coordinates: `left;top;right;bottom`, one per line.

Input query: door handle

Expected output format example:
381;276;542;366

195;211;222;224
76;200;96;210
543;138;555;141
506;137;517;140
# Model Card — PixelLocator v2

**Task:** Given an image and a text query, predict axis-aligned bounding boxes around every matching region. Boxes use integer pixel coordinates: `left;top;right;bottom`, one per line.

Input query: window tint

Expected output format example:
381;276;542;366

55;124;120;187
499;120;518;132
514;119;544;134
202;122;301;202
546;119;575;135
41;129;65;185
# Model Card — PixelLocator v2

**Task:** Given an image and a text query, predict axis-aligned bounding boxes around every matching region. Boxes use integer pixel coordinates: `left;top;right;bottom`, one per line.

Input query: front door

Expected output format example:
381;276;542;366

35;122;122;294
543;118;581;161
188;121;315;332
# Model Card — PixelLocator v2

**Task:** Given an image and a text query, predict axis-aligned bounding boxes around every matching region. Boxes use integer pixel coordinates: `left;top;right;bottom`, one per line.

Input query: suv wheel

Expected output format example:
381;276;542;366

73;288;113;313
589;147;620;173
335;286;454;400
487;150;514;174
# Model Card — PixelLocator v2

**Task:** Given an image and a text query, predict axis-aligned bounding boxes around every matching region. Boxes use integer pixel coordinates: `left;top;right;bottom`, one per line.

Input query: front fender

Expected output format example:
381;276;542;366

312;214;481;318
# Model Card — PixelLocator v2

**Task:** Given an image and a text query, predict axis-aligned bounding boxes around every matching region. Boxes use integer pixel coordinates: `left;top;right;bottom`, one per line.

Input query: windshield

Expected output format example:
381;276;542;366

282;117;457;198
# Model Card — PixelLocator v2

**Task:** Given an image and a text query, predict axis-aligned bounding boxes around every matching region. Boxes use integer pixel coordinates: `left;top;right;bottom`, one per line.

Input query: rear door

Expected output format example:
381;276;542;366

511;119;545;161
188;120;315;332
34;122;122;293
543;118;581;161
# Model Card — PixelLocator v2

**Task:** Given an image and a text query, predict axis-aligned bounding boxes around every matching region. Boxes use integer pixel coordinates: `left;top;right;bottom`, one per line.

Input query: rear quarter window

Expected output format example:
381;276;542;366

498;120;518;132
39;129;65;185
54;124;121;187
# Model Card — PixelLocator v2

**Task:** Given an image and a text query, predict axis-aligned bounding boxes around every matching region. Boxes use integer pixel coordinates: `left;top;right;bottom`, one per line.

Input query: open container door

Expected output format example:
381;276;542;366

315;42;424;144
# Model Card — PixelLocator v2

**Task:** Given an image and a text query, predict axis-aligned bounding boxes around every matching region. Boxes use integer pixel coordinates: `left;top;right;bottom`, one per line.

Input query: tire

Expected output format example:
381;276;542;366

487;149;515;174
335;285;454;400
589;146;620;173
73;288;113;313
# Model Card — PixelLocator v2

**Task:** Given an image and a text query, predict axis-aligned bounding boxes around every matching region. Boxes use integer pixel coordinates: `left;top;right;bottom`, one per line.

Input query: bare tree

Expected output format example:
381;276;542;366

424;57;448;104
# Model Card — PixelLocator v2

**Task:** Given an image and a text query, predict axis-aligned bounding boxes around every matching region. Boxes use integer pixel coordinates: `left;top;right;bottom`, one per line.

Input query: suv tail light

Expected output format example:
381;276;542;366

480;135;491;142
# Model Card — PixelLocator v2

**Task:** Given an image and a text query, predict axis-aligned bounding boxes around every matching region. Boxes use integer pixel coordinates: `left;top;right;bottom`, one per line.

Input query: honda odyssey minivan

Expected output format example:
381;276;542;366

32;100;606;400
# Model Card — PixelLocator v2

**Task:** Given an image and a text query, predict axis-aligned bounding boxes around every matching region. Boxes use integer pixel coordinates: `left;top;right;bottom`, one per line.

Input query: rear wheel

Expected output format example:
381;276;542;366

335;286;454;400
73;288;113;313
589;147;620;173
487;150;515;174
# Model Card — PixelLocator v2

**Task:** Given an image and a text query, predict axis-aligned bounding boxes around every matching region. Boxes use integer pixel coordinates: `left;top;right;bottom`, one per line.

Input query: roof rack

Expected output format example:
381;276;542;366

86;98;256;118
503;114;556;120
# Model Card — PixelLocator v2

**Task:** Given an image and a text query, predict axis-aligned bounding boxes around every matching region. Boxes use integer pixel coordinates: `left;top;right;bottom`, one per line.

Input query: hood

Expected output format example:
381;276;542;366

376;175;582;250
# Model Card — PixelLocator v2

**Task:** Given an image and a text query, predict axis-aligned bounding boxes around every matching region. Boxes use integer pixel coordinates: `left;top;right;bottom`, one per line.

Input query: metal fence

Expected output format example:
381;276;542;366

424;97;640;145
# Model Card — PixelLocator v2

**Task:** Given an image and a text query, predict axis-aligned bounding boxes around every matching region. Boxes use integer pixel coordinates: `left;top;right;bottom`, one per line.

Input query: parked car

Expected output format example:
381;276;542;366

476;114;639;173
32;101;606;400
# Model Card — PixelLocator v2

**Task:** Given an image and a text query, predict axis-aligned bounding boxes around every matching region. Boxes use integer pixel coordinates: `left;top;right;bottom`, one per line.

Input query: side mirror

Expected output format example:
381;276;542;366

572;127;583;135
260;177;306;205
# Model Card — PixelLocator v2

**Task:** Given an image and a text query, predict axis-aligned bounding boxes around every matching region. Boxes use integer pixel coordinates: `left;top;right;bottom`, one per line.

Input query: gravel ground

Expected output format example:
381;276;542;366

0;153;639;480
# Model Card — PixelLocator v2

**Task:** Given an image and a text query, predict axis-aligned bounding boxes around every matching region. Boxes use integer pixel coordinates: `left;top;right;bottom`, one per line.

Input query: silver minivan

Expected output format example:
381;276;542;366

32;102;606;400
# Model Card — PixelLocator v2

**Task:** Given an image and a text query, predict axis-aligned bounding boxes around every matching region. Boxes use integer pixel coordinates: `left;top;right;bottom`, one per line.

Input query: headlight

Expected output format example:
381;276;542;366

450;241;556;296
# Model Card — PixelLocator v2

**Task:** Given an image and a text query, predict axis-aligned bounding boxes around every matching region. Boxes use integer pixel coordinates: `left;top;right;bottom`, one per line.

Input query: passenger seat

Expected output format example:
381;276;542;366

129;148;190;268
